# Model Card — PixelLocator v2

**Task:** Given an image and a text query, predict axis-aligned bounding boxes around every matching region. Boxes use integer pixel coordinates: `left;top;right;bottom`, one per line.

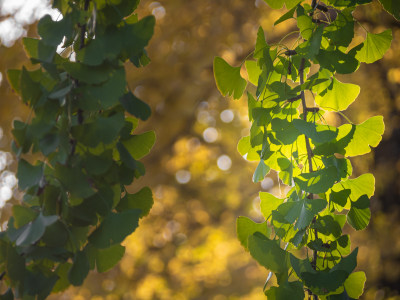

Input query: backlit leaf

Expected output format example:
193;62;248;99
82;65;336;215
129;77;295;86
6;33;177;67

248;233;290;274
213;57;247;100
253;159;270;182
344;271;366;298
122;131;156;160
237;217;270;250
347;195;371;230
294;166;340;194
315;77;360;112
260;192;284;219
354;30;392;63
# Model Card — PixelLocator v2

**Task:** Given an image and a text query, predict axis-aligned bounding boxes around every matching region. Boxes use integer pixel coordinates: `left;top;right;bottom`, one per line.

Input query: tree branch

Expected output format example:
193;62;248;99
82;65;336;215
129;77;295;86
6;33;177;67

299;57;318;300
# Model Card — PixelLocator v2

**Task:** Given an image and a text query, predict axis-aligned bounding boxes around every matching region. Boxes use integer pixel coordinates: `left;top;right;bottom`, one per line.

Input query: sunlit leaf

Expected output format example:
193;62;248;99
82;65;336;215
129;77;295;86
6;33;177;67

253;159;270;182
245;60;262;86
264;0;302;10
315;77;360;111
294;167;340;194
237;217;270;250
260;192;284;219
213;57;247;100
339;116;384;156
344;271;366;298
274;5;297;25
330;173;375;210
354;30;392;63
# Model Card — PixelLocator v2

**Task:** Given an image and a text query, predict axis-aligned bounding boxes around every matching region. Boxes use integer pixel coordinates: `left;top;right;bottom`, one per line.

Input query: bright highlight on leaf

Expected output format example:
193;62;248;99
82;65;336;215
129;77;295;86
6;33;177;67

213;57;247;100
355;30;392;63
316;77;360;112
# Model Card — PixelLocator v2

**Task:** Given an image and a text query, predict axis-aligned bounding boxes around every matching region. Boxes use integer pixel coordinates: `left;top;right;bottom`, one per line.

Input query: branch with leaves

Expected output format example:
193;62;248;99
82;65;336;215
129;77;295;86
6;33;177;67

0;0;155;298
214;0;398;298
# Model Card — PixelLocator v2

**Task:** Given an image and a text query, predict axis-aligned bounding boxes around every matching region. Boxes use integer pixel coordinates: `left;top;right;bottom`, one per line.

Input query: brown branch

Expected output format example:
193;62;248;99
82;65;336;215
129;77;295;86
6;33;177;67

299;58;318;300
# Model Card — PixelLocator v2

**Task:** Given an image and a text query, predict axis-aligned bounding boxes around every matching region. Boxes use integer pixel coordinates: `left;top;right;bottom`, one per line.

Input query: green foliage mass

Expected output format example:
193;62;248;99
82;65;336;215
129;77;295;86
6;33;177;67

214;0;395;298
0;0;155;298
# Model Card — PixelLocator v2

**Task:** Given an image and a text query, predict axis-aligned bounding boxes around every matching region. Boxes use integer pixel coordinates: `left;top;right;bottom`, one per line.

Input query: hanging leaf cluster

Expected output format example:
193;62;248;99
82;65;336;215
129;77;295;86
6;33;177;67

214;0;394;298
1;0;155;298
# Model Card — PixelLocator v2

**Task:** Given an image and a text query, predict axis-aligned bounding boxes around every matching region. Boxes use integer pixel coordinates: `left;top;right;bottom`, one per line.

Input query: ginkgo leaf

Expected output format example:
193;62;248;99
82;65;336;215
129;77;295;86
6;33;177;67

265;281;304;300
329;173;375;210
347;195;371;230
245;60;262;86
354;30;392;63
294;166;340;194
213;57;247;100
313;116;385;157
344;271;367;298
259;192;284;219
315;77;360;111
379;0;400;20
236;217;271;250
248;233;290;274
339;116;384;157
253;160;270;182
264;0;302;10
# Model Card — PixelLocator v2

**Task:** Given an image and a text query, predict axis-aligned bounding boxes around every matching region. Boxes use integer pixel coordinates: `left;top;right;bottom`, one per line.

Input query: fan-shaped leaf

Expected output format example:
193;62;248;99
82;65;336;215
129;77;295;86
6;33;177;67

213;57;247;100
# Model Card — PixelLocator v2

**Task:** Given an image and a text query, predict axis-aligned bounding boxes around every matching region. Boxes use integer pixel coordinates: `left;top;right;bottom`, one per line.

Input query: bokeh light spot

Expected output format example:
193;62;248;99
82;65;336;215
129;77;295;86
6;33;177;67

175;170;191;184
0;186;12;204
217;155;232;171
261;177;274;190
203;127;219;143
220;109;234;123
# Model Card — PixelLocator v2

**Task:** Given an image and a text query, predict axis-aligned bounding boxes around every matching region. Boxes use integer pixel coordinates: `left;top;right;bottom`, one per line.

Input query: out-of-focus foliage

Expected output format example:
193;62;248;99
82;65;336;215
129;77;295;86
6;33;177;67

0;0;157;298
0;0;400;299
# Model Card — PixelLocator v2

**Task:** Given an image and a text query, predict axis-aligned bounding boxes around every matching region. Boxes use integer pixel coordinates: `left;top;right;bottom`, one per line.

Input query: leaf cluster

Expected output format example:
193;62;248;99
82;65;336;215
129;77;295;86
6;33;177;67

0;0;155;298
214;0;395;298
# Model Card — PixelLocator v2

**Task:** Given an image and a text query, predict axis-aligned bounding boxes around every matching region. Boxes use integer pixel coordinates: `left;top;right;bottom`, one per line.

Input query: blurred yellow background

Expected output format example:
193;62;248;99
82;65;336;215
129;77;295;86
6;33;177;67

0;0;400;299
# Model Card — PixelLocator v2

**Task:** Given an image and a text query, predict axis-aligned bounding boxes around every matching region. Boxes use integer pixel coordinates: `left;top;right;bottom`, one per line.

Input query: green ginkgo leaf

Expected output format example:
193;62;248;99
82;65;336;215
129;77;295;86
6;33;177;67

236;216;271;250
339;116;384;157
260;192;284;219
253;159;270;182
344;271;366;298
213;57;247;100
264;0;302;9
379;0;400;20
330;173;375;210
354;30;392;63
347;195;371;230
294;166;340;194
315;77;360;111
248;233;290;274
245;60;262;86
